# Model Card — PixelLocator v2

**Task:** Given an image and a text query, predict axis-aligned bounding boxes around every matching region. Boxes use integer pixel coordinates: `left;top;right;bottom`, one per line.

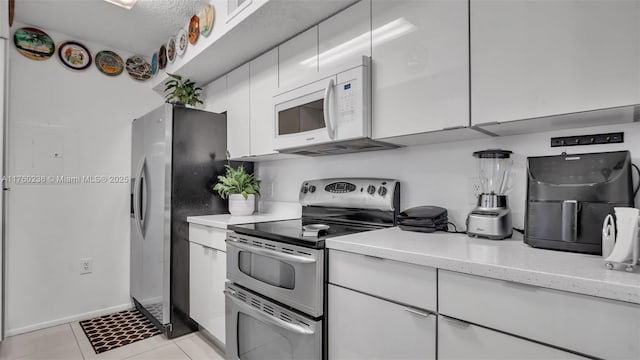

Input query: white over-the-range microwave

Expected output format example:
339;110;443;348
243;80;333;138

273;56;398;156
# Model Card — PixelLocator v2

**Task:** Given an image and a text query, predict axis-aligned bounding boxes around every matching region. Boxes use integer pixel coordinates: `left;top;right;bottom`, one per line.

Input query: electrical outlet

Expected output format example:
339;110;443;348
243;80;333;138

467;177;482;206
80;258;93;275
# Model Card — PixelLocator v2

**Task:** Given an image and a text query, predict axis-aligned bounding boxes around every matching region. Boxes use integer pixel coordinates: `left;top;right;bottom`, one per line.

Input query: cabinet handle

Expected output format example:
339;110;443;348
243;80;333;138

441;315;470;327
363;254;385;261
442;125;465;131
474;121;500;127
403;307;432;318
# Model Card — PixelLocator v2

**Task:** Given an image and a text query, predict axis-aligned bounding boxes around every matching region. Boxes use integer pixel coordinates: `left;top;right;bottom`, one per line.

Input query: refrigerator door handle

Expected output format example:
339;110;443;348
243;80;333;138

139;159;148;234
133;156;146;239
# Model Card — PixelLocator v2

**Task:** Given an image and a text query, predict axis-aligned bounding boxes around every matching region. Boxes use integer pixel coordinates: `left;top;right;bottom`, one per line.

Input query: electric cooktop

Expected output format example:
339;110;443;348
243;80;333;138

228;219;380;249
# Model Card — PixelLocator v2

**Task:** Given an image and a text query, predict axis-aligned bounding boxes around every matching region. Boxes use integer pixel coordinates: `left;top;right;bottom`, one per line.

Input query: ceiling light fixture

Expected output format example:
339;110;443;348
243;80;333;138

104;0;138;10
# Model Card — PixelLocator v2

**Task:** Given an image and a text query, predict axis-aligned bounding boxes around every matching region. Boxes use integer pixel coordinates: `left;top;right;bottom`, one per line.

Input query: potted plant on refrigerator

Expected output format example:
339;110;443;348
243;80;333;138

164;73;203;106
213;164;260;216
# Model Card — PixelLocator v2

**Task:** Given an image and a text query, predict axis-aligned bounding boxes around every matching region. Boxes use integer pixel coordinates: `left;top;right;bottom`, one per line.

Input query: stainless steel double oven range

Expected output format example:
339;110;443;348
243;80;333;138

224;178;400;360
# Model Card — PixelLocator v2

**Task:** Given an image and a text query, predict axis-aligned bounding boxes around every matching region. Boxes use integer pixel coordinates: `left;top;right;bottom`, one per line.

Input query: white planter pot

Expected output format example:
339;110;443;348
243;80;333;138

228;194;255;216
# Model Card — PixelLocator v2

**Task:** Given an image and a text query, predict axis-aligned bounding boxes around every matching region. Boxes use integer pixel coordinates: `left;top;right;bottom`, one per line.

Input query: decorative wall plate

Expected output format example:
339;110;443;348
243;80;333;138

95;50;124;76
158;45;167;70
150;52;158;75
126;55;152;81
188;15;200;44
13;27;55;60
177;29;188;56
199;4;215;37
57;41;92;71
166;37;176;63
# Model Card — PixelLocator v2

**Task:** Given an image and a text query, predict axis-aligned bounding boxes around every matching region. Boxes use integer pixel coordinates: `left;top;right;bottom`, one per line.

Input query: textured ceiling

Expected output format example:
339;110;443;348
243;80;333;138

14;0;202;54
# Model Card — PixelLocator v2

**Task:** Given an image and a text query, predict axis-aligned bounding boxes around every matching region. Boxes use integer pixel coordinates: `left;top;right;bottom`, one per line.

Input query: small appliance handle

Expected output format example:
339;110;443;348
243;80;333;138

226;237;317;264
602;214;616;258
323;78;336;140
224;290;316;335
561;200;579;242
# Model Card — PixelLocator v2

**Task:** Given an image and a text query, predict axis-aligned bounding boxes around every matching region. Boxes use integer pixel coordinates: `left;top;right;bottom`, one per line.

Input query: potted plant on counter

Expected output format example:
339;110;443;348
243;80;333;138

213;164;260;216
164;73;203;106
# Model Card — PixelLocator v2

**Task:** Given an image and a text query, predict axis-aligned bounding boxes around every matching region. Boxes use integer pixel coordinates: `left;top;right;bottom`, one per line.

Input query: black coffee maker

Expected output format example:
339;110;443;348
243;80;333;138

525;151;634;254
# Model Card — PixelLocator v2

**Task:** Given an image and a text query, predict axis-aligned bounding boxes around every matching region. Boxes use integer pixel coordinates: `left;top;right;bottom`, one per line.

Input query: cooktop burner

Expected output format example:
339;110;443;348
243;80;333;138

228;219;381;249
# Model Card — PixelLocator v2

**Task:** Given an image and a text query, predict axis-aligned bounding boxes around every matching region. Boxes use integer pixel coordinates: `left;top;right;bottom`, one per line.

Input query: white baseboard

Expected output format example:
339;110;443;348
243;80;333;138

6;302;133;337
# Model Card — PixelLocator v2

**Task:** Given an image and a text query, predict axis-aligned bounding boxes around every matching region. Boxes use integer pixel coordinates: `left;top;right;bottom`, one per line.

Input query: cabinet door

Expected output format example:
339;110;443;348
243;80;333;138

318;0;371;72
439;270;640;359
203;76;227;115
208;247;227;345
249;48;278;156
278;26;318;89
329;284;436;360
189;242;210;329
226;63;251;158
371;0;469;139
471;0;640;126
0;0;7;39
438;316;586;359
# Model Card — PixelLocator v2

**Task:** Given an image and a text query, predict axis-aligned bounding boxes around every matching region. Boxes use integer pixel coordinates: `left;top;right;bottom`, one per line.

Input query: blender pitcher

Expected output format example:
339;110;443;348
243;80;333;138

467;149;514;239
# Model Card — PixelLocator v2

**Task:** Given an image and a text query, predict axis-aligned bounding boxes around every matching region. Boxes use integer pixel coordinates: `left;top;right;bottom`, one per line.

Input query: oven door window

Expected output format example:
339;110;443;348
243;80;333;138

278;99;325;136
238;251;295;289
238;313;294;360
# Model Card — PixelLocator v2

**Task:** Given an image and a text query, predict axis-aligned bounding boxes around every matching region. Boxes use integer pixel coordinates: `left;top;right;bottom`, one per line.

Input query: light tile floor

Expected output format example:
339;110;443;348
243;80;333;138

0;322;224;360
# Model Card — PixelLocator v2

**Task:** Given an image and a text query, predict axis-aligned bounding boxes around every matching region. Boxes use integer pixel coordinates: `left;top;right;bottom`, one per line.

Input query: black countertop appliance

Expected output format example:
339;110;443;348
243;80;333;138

525;150;634;254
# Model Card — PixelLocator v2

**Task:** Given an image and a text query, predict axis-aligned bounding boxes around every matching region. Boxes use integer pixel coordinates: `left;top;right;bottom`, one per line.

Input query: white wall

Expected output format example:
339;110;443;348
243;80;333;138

256;122;640;229
6;24;162;335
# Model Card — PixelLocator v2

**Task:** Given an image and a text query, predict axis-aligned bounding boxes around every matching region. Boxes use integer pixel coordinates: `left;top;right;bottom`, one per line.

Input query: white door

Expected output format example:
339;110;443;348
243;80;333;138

371;0;469;139
226;64;251;159
470;0;640;125
329;284;436;359
0;38;6;341
249;48;278;156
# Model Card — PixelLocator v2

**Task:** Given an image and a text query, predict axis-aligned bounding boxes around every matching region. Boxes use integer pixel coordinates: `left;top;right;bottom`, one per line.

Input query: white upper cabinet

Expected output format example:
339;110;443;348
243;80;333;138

226;63;251;159
249;48;278;156
471;0;640;126
0;0;7;39
318;0;371;72
278;26;318;89
371;0;470;140
203;76;228;115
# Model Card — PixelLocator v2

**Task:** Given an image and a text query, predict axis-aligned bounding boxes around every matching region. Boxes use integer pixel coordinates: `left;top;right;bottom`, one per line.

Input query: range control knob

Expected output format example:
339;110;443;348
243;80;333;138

302;186;308;194
378;186;387;196
309;185;316;193
367;185;376;195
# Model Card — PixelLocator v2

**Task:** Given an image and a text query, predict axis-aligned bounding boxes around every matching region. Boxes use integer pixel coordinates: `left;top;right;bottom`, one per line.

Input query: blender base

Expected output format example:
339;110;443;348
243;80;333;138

466;208;513;240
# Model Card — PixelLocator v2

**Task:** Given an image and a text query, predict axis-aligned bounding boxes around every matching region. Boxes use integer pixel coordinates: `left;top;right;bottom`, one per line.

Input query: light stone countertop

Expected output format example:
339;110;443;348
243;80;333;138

326;227;640;304
186;213;299;229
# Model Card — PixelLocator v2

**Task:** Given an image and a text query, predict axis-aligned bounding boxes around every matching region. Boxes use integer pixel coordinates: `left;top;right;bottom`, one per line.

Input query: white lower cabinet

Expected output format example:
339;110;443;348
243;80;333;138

189;241;226;344
328;284;436;360
439;270;640;359
438;315;585;359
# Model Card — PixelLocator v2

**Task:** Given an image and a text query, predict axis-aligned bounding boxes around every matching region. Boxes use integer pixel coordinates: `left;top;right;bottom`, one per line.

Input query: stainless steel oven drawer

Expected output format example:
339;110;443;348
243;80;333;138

226;232;324;317
225;282;322;360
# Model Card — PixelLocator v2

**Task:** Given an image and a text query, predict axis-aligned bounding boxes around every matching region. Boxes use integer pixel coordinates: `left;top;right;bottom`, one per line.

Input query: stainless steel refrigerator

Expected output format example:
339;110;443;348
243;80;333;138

130;104;249;338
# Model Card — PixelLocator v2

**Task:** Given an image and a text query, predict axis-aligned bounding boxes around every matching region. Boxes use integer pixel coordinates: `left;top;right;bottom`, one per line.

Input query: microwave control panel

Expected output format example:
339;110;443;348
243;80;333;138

339;82;356;114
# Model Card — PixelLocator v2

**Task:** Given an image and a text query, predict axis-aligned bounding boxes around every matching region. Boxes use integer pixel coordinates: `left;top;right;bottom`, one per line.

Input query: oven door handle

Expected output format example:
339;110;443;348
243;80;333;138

227;238;317;264
224;290;316;335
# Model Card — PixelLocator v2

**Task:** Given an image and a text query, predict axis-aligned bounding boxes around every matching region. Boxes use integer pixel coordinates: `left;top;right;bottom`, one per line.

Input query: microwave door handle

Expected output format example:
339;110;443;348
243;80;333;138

224;290;315;335
323;78;336;140
226;238;317;264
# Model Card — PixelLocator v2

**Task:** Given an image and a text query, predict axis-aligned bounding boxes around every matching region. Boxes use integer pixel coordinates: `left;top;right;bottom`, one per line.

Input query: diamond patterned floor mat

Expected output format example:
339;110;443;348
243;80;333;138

79;309;161;354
